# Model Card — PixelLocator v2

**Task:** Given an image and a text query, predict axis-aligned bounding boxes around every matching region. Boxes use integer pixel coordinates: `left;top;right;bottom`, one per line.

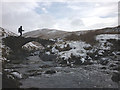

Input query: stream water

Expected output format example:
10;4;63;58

4;51;119;88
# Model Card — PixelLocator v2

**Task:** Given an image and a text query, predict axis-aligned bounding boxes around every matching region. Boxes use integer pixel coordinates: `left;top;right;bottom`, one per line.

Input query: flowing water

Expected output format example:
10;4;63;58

4;51;119;88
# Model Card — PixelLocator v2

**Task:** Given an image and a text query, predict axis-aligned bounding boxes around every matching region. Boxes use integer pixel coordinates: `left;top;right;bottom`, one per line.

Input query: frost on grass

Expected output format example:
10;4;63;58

48;41;93;64
96;34;120;40
94;34;120;57
0;27;14;61
96;34;120;51
44;34;120;65
58;41;91;60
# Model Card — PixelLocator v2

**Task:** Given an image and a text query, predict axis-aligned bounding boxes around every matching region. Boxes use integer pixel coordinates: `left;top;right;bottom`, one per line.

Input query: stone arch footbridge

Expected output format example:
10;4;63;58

2;36;54;51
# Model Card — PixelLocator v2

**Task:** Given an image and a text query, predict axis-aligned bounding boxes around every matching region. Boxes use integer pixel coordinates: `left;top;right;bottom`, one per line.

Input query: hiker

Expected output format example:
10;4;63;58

18;26;24;36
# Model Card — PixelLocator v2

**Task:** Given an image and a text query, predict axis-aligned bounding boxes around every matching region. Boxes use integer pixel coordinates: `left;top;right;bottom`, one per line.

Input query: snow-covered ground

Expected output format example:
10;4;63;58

0;27;17;38
52;41;91;61
44;40;94;64
44;34;120;65
96;34;120;51
22;41;44;51
2;26;120;88
0;27;17;87
96;34;120;40
0;27;17;61
0;27;45;56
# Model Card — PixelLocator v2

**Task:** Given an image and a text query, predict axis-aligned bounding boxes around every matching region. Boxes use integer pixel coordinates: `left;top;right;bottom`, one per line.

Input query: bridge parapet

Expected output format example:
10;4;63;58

2;36;54;51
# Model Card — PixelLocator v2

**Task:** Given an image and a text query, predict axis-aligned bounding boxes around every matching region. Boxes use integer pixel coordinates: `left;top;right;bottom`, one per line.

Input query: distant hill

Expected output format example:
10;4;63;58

23;26;120;40
23;28;72;39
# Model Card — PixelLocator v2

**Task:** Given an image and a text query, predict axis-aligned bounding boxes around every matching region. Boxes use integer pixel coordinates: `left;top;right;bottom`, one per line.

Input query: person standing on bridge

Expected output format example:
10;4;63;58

18;26;24;36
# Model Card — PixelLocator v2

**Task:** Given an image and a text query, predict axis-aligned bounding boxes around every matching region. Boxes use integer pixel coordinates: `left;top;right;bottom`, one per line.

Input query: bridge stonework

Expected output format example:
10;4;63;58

2;36;54;51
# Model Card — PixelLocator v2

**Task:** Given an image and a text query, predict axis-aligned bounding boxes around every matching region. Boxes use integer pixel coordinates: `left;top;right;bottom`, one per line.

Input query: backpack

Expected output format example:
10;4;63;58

18;28;21;33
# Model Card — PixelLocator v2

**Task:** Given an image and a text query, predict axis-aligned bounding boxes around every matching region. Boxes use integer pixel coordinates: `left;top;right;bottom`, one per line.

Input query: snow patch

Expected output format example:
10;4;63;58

22;41;44;51
45;51;51;55
96;34;120;40
52;46;59;53
11;72;22;79
0;27;17;61
96;34;119;51
52;41;92;61
0;27;17;38
47;30;57;34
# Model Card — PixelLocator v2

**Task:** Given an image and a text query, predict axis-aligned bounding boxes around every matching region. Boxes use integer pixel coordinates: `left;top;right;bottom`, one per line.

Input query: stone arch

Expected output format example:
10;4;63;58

2;36;54;51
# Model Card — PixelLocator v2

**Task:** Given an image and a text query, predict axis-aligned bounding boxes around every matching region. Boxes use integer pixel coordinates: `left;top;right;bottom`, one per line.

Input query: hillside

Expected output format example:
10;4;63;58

1;26;120;88
23;26;120;39
23;28;71;39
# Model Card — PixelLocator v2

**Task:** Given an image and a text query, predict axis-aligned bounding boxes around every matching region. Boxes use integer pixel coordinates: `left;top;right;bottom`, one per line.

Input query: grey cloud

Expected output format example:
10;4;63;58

71;18;84;27
1;1;118;33
2;2;56;33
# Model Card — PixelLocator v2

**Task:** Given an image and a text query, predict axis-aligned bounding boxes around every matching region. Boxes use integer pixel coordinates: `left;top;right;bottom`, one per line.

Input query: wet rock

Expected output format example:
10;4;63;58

87;53;95;59
69;55;82;65
73;59;82;65
109;64;116;68
116;62;120;65
100;60;109;65
44;70;56;74
27;69;42;73
2;71;21;88
29;72;41;76
115;51;120;55
82;60;93;65
39;65;52;68
84;46;92;50
111;66;120;71
59;59;67;65
111;72;120;83
99;58;109;65
26;69;42;77
100;67;107;69
29;54;34;56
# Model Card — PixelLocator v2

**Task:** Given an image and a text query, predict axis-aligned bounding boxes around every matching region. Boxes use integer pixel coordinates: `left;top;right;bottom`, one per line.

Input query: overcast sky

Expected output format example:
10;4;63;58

1;0;119;33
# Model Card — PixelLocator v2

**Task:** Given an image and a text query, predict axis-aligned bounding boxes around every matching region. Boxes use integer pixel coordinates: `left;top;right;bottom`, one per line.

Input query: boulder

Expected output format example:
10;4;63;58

44;70;56;74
